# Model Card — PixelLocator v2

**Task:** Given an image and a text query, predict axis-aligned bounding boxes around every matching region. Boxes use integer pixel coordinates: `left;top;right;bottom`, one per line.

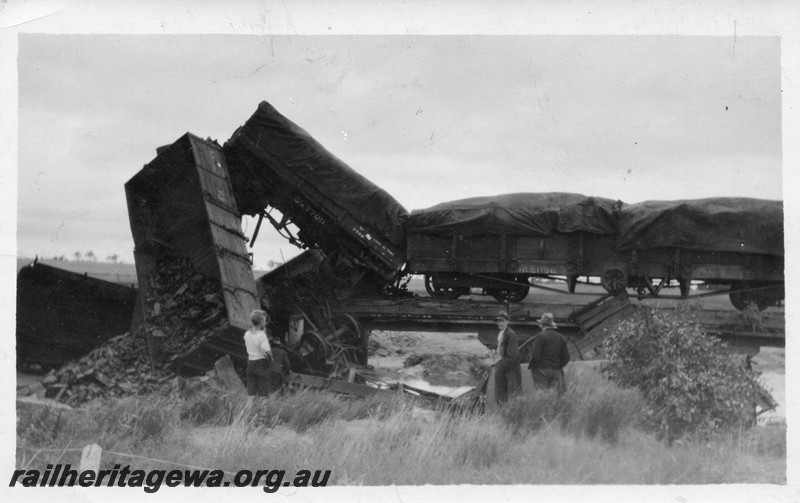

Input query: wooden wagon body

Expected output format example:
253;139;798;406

125;133;261;374
406;195;784;309
223;101;408;288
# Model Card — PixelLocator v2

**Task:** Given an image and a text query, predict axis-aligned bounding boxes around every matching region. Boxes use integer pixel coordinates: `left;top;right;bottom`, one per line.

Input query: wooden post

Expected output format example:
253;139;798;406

80;444;102;472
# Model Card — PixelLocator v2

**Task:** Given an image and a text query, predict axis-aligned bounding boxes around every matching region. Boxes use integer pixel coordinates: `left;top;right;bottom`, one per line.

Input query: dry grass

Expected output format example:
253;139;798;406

16;371;785;485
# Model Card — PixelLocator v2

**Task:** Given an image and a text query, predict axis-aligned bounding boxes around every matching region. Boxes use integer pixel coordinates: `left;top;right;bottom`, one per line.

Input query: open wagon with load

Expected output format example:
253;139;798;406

125;133;262;375
406;193;784;310
405;193;622;302
611;198;784;309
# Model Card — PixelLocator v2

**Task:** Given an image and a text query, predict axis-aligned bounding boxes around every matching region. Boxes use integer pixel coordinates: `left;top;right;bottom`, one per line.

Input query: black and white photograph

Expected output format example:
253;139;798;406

2;1;797;502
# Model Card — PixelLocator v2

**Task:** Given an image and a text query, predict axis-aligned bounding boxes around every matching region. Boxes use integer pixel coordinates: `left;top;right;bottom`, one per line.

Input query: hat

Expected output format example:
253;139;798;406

495;310;509;322
537;313;557;328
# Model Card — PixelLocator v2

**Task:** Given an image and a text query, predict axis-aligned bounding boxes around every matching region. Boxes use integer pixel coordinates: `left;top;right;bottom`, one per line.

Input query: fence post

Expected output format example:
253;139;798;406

80;443;102;472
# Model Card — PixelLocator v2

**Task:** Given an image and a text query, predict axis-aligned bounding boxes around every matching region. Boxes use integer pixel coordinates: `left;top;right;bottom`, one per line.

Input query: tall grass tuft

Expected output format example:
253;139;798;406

17;404;69;446
89;395;177;447
253;389;416;432
179;387;244;426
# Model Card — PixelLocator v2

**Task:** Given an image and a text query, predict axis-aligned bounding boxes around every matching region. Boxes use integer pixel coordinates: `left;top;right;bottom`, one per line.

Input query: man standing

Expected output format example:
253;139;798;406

244;309;273;399
528;312;570;394
266;332;292;394
494;310;521;403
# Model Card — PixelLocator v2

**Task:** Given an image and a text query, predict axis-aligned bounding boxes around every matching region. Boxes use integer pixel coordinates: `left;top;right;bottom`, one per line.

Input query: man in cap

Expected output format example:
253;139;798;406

493;310;521;403
527;312;570;394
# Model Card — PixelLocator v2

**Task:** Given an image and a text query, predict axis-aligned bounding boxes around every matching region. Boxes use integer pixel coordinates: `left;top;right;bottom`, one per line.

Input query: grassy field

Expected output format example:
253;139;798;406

16;258;272;287
16;364;785;486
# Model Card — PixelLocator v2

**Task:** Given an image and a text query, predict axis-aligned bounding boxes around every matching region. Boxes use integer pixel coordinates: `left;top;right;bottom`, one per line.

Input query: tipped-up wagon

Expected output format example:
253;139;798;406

223;101;408;293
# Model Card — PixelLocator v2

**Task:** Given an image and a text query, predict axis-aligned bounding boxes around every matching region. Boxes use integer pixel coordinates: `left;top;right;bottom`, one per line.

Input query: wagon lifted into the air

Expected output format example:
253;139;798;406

405;194;784;310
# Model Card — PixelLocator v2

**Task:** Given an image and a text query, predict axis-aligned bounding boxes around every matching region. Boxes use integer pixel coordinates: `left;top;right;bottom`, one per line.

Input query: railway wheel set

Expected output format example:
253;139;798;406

420;270;784;312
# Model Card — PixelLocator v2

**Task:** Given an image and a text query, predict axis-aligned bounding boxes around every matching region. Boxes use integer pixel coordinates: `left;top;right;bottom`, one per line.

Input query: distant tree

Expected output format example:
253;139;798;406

86;250;96;262
106;253;119;263
73;251;82;261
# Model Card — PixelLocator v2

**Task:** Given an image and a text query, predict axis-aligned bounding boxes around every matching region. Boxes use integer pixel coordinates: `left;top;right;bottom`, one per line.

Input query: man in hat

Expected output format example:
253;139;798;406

493;310;521;403
528;312;570;394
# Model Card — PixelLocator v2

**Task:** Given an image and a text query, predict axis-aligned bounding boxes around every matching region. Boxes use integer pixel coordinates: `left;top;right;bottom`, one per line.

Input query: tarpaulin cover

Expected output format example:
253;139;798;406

615;198;784;256
226;101;408;247
407;193;620;236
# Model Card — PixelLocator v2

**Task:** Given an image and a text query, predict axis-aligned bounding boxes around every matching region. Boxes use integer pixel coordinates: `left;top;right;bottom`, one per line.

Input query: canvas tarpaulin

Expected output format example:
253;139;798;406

225;101;408;248
615;198;784;256
407;193;620;236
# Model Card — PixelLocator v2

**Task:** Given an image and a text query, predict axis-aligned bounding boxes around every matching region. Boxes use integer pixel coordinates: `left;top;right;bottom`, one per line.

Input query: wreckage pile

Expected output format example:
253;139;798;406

41;255;232;406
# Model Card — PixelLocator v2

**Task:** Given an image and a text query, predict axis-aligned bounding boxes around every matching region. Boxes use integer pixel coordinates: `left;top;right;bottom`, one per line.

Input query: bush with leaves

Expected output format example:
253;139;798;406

600;303;772;444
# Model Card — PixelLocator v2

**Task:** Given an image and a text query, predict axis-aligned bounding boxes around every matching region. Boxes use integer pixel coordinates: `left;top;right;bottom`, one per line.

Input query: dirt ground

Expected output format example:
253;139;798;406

16;325;786;423
366;331;494;397
365;329;786;423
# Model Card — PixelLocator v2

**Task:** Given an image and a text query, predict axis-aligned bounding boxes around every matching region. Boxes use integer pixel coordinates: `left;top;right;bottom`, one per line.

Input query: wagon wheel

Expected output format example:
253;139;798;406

729;281;777;311
331;313;361;344
298;330;329;369
331;312;367;364
601;267;628;294
488;282;530;303
424;274;466;300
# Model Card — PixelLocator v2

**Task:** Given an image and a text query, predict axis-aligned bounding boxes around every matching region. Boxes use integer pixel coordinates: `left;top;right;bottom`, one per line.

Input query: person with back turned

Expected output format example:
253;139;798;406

494;310;521;403
527;312;570;394
243;309;273;400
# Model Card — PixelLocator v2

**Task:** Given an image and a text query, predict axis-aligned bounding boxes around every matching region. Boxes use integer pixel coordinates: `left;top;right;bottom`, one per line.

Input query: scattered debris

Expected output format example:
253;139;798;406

38;255;233;407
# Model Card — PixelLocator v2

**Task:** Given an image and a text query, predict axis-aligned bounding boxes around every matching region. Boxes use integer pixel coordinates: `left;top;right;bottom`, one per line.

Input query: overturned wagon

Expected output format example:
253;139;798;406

407;194;784;310
16;260;138;370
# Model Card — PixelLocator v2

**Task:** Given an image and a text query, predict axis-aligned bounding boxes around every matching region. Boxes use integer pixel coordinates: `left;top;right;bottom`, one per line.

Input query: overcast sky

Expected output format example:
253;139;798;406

15;33;783;269
2;2;800;502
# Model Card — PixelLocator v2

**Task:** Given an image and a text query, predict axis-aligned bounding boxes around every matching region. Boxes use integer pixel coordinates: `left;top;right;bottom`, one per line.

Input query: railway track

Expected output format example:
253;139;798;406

335;293;785;360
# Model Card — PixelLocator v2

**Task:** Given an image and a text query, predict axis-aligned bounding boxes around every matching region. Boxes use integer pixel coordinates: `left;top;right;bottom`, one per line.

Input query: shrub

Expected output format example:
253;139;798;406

600;304;772;444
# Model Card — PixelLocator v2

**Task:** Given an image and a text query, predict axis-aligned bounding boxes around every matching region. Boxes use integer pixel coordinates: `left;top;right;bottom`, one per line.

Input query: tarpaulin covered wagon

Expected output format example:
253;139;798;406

406;193;784;309
223;101;409;293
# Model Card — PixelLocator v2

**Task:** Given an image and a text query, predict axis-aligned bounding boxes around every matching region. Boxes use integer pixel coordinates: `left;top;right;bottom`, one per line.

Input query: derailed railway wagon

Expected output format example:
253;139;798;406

16;260;138;370
406;194;784;310
125;133;262;374
223;101;409;294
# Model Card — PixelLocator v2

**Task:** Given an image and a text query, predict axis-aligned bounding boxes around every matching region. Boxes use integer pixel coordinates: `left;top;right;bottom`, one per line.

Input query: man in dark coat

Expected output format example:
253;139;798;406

494;310;521;403
528;312;570;394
